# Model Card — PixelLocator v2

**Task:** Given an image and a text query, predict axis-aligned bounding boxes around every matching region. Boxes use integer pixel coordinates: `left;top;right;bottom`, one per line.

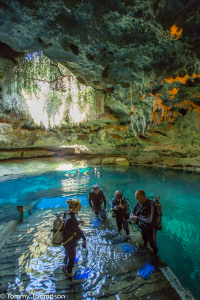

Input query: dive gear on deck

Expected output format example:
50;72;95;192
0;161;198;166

121;244;137;253
91;217;100;228
138;262;155;279
74;267;94;279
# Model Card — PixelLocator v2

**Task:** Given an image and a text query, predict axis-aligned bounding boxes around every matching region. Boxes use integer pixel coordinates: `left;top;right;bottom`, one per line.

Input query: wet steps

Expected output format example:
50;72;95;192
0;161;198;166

0;206;190;299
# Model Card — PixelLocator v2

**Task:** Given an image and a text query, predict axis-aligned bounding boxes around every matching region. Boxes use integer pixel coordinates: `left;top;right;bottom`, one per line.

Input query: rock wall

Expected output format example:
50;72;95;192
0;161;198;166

0;0;200;169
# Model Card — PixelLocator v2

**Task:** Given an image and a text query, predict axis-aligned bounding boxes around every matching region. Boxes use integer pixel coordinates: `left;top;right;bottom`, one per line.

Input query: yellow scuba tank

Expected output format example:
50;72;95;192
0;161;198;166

52;212;63;246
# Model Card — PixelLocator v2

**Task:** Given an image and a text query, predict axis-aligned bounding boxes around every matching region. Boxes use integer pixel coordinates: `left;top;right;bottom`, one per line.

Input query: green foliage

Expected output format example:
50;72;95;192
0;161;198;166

87;88;95;102
3;52;71;119
130;101;153;135
76;79;81;91
66;93;72;105
46;90;63;118
76;85;96;113
3;52;100;126
3;68;29;118
3;52;71;97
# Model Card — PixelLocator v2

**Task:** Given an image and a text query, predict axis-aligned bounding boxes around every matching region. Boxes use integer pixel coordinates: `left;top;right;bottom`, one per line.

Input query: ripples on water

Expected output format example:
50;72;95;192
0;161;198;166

0;166;200;298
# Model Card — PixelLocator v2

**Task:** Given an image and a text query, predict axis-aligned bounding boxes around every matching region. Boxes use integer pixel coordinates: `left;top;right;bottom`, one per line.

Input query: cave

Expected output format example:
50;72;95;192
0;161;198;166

0;0;200;299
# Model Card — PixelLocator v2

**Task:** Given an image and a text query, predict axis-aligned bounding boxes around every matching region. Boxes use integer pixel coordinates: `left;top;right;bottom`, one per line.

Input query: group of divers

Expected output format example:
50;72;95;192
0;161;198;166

52;167;160;278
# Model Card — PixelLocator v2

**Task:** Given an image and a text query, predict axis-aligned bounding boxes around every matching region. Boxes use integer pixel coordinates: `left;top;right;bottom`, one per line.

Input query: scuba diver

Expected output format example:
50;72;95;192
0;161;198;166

111;190;130;236
62;199;86;277
96;171;102;178
83;170;90;175
93;167;101;178
89;184;106;218
130;189;158;256
65;171;74;178
75;169;80;174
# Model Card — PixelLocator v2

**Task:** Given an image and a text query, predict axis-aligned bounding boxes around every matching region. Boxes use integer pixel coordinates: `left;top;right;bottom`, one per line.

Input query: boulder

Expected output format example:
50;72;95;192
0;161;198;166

88;157;102;165
116;157;129;166
102;157;116;165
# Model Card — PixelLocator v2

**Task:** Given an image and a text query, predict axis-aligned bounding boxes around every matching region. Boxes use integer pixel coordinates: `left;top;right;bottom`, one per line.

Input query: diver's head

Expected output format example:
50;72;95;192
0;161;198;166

114;190;122;200
135;189;146;203
67;199;81;213
75;169;80;173
86;170;89;174
68;171;71;175
93;183;99;194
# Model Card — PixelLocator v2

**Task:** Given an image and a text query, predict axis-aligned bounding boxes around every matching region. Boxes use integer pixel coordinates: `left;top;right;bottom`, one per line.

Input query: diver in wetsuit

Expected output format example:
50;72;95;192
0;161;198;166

62;199;86;277
83;170;90;175
89;184;106;218
65;171;74;178
130;189;158;256
111;190;130;236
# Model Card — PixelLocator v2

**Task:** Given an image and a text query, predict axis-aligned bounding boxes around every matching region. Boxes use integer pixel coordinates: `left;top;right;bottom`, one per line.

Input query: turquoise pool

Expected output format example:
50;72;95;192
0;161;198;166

0;165;199;299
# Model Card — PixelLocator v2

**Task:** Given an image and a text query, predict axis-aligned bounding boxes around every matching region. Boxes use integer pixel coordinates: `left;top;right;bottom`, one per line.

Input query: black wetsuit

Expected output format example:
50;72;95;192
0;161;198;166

111;198;129;235
62;210;85;273
89;190;106;217
131;199;158;255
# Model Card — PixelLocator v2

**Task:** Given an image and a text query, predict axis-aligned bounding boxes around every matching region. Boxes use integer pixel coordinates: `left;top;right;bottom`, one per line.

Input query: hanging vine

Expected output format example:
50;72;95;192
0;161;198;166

2;52;100;127
130;101;153;136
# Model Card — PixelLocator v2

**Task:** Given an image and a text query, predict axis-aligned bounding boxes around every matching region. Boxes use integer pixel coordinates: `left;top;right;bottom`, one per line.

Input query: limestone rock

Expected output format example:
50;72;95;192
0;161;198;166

102;157;116;165
116;157;129;166
0;150;55;160
0;0;200;169
88;157;102;165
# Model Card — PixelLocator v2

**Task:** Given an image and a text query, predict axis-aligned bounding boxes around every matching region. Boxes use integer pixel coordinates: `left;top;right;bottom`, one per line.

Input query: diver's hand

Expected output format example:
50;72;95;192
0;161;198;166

130;214;137;223
82;240;86;248
103;206;106;210
79;219;85;225
92;207;95;212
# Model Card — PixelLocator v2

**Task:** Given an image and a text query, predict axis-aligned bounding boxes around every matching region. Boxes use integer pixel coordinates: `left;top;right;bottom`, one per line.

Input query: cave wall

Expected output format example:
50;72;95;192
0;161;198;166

0;0;200;169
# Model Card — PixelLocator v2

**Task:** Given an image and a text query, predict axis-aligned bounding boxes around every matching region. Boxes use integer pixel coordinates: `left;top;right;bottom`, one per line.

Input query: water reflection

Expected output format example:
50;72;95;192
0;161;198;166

5;207;155;299
1;166;200;298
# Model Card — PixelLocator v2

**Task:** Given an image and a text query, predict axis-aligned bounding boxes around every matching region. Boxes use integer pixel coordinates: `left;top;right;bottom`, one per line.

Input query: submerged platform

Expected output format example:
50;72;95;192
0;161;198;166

0;207;194;300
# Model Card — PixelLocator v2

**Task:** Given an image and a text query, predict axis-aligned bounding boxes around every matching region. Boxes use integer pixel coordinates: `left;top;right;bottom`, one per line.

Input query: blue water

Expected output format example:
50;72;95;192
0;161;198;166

0;165;200;299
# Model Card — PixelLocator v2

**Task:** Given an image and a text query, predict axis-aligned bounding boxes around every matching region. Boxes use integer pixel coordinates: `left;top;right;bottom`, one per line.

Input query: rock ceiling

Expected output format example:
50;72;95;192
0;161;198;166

0;0;200;168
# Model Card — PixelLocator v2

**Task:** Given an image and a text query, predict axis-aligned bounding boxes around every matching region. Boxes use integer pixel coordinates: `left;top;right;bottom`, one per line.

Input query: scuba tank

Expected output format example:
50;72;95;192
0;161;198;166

153;197;162;231
52;212;63;246
147;196;162;231
52;210;78;246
